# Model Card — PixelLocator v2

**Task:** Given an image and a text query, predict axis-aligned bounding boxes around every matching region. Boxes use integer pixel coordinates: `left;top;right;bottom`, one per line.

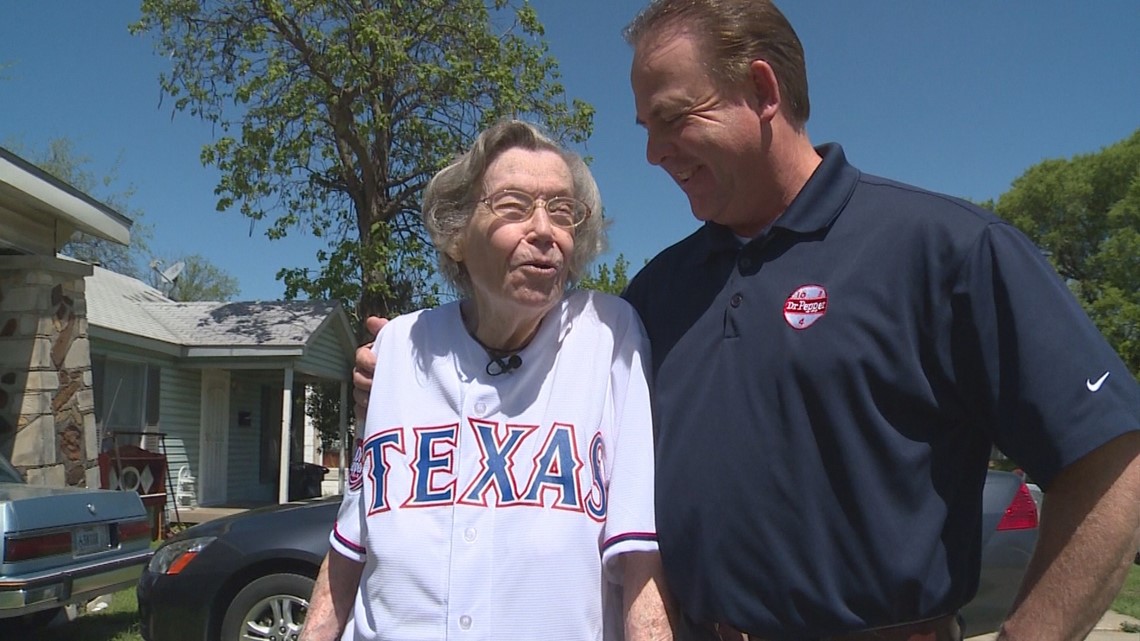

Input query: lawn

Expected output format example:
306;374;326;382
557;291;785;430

34;589;143;641
33;564;1140;640
1114;561;1140;620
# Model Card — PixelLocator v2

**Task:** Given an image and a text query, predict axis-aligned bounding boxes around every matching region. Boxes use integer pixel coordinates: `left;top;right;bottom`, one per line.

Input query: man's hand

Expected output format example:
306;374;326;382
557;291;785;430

352;316;387;423
997;431;1140;640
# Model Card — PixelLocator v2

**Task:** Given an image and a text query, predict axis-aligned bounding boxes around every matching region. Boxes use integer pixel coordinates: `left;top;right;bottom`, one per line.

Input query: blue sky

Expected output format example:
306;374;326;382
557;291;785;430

2;1;1137;302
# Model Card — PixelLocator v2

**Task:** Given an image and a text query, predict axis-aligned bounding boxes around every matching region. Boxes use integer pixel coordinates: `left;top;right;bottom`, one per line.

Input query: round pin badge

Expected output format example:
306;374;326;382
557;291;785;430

783;284;828;329
348;438;365;490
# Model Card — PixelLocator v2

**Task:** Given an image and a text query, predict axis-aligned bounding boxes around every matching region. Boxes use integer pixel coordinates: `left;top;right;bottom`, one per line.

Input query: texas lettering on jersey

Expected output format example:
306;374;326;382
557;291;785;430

352;418;608;522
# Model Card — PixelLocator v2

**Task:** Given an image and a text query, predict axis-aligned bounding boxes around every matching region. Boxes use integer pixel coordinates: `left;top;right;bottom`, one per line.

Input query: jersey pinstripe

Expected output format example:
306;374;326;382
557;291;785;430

330;290;658;641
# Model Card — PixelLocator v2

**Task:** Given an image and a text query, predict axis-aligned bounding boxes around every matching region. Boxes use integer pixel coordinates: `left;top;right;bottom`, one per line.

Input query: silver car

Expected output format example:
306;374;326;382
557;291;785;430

0;452;152;630
958;470;1041;635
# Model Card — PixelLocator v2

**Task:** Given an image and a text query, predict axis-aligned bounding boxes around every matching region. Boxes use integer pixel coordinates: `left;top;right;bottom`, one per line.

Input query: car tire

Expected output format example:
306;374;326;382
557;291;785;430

220;573;315;641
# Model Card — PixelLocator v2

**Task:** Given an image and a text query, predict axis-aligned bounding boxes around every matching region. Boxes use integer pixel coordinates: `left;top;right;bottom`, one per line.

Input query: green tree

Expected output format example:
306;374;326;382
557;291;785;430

9;138;241;302
16;137;154;277
578;253;633;296
994;129;1140;374
307;381;348;451
131;0;594;334
146;254;242;301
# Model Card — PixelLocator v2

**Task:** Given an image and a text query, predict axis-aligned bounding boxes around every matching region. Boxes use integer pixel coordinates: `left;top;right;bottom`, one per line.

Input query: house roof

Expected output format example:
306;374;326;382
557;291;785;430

86;265;182;344
139;299;341;347
86;265;353;361
0;146;132;248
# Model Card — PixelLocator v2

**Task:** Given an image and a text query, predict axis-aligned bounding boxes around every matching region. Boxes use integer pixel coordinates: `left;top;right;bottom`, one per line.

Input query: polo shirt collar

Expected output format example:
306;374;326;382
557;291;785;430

773;142;859;235
694;143;859;259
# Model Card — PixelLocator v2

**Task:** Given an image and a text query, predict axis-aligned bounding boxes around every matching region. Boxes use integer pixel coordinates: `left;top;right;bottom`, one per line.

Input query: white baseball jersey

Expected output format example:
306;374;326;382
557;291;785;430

330;290;658;641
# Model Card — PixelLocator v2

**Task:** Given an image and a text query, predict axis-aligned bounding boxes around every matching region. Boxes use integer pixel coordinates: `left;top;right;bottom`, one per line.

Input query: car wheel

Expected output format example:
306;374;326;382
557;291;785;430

220;573;315;641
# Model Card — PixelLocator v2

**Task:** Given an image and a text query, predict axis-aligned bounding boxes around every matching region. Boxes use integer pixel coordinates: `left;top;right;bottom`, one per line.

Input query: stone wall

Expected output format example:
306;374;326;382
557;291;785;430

0;256;97;487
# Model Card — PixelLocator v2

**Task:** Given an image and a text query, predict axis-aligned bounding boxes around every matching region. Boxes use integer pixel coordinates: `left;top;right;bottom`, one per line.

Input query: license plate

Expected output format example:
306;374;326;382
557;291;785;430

73;525;110;556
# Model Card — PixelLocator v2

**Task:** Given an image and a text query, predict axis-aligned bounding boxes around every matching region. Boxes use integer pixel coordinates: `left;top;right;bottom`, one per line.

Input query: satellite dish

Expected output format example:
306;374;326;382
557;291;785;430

162;261;185;284
150;260;186;299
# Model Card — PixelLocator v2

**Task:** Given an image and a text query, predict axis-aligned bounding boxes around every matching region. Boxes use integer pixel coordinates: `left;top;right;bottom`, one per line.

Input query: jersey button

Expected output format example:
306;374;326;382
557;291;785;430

464;527;477;542
474;402;487;415
730;293;743;308
459;615;472;630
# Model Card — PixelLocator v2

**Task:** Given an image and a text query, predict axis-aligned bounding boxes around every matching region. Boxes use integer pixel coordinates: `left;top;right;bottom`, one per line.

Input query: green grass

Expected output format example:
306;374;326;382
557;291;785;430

34;589;143;641
1112;563;1140;620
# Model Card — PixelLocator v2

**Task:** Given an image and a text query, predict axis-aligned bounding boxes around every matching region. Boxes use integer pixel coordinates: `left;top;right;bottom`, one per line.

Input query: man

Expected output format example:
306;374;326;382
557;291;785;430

355;1;1140;639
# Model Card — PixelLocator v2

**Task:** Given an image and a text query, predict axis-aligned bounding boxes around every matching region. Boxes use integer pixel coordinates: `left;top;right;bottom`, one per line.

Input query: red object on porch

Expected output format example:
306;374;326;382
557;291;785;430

98;444;169;540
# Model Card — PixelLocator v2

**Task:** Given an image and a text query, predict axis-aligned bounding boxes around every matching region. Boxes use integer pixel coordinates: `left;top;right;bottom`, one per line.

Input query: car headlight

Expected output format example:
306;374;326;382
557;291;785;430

148;536;217;575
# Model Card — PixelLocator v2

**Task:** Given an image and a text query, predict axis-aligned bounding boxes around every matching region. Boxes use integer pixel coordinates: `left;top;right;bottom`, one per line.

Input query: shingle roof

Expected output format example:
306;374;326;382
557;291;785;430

86;266;339;348
139;300;339;346
85;266;181;343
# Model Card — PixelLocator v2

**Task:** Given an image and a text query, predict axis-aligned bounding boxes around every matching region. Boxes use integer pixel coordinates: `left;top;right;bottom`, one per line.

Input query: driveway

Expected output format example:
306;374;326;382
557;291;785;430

966;610;1139;639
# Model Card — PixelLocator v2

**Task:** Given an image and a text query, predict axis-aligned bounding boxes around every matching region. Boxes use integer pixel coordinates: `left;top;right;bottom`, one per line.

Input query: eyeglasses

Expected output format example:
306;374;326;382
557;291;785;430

479;189;592;229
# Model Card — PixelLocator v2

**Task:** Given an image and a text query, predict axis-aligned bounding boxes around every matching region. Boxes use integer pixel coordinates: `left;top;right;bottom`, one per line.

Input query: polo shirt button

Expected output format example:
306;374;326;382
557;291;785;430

474;402;487;415
459;615;472;629
730;293;743;307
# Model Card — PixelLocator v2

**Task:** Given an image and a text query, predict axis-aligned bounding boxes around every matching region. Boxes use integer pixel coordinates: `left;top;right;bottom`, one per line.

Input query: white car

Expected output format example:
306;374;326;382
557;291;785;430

0;452;152;630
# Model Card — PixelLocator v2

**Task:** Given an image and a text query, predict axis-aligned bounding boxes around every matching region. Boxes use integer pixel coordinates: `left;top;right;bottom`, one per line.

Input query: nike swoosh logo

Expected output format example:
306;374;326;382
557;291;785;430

1086;371;1110;392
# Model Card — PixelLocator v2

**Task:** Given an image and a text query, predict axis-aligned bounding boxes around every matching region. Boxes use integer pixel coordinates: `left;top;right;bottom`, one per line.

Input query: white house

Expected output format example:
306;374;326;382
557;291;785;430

85;266;355;509
1;144;354;513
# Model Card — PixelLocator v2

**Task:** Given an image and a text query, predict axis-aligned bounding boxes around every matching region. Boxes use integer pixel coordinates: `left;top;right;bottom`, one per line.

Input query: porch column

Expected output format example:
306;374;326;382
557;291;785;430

278;367;294;504
339;380;348;494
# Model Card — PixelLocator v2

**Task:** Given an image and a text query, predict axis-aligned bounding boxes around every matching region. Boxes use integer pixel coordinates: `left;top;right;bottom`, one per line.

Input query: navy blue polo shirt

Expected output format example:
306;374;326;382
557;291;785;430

624;144;1140;638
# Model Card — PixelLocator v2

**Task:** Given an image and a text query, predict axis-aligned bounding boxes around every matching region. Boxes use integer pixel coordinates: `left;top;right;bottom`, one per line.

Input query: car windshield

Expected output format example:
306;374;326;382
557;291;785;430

0;452;24;483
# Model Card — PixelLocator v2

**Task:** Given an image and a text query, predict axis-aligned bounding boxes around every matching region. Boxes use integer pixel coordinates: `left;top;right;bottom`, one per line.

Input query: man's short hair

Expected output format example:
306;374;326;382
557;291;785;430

624;0;810;126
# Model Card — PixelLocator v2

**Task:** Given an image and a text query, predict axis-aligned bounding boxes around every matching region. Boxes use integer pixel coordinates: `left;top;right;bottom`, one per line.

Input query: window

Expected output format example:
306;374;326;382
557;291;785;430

92;356;161;446
146;366;161;426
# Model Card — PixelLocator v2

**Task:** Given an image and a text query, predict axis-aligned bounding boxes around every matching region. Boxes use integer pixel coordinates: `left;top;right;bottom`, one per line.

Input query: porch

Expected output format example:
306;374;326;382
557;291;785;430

170;504;253;526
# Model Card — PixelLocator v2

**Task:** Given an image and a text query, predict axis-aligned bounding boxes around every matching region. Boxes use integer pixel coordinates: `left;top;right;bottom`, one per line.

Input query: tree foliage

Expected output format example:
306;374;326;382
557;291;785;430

11;138;241;299
994;129;1140;374
19;138;153;277
307;381;347;450
146;254;242;301
131;0;594;335
578;253;633;296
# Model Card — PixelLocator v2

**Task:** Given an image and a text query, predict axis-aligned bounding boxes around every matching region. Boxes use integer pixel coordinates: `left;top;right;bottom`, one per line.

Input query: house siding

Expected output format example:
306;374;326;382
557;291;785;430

157;367;199;471
84;286;356;510
298;321;351;381
226;379;274;503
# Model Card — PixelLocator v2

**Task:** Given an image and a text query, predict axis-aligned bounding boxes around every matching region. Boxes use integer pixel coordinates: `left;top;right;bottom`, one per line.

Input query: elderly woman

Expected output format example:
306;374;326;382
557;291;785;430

300;120;670;641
